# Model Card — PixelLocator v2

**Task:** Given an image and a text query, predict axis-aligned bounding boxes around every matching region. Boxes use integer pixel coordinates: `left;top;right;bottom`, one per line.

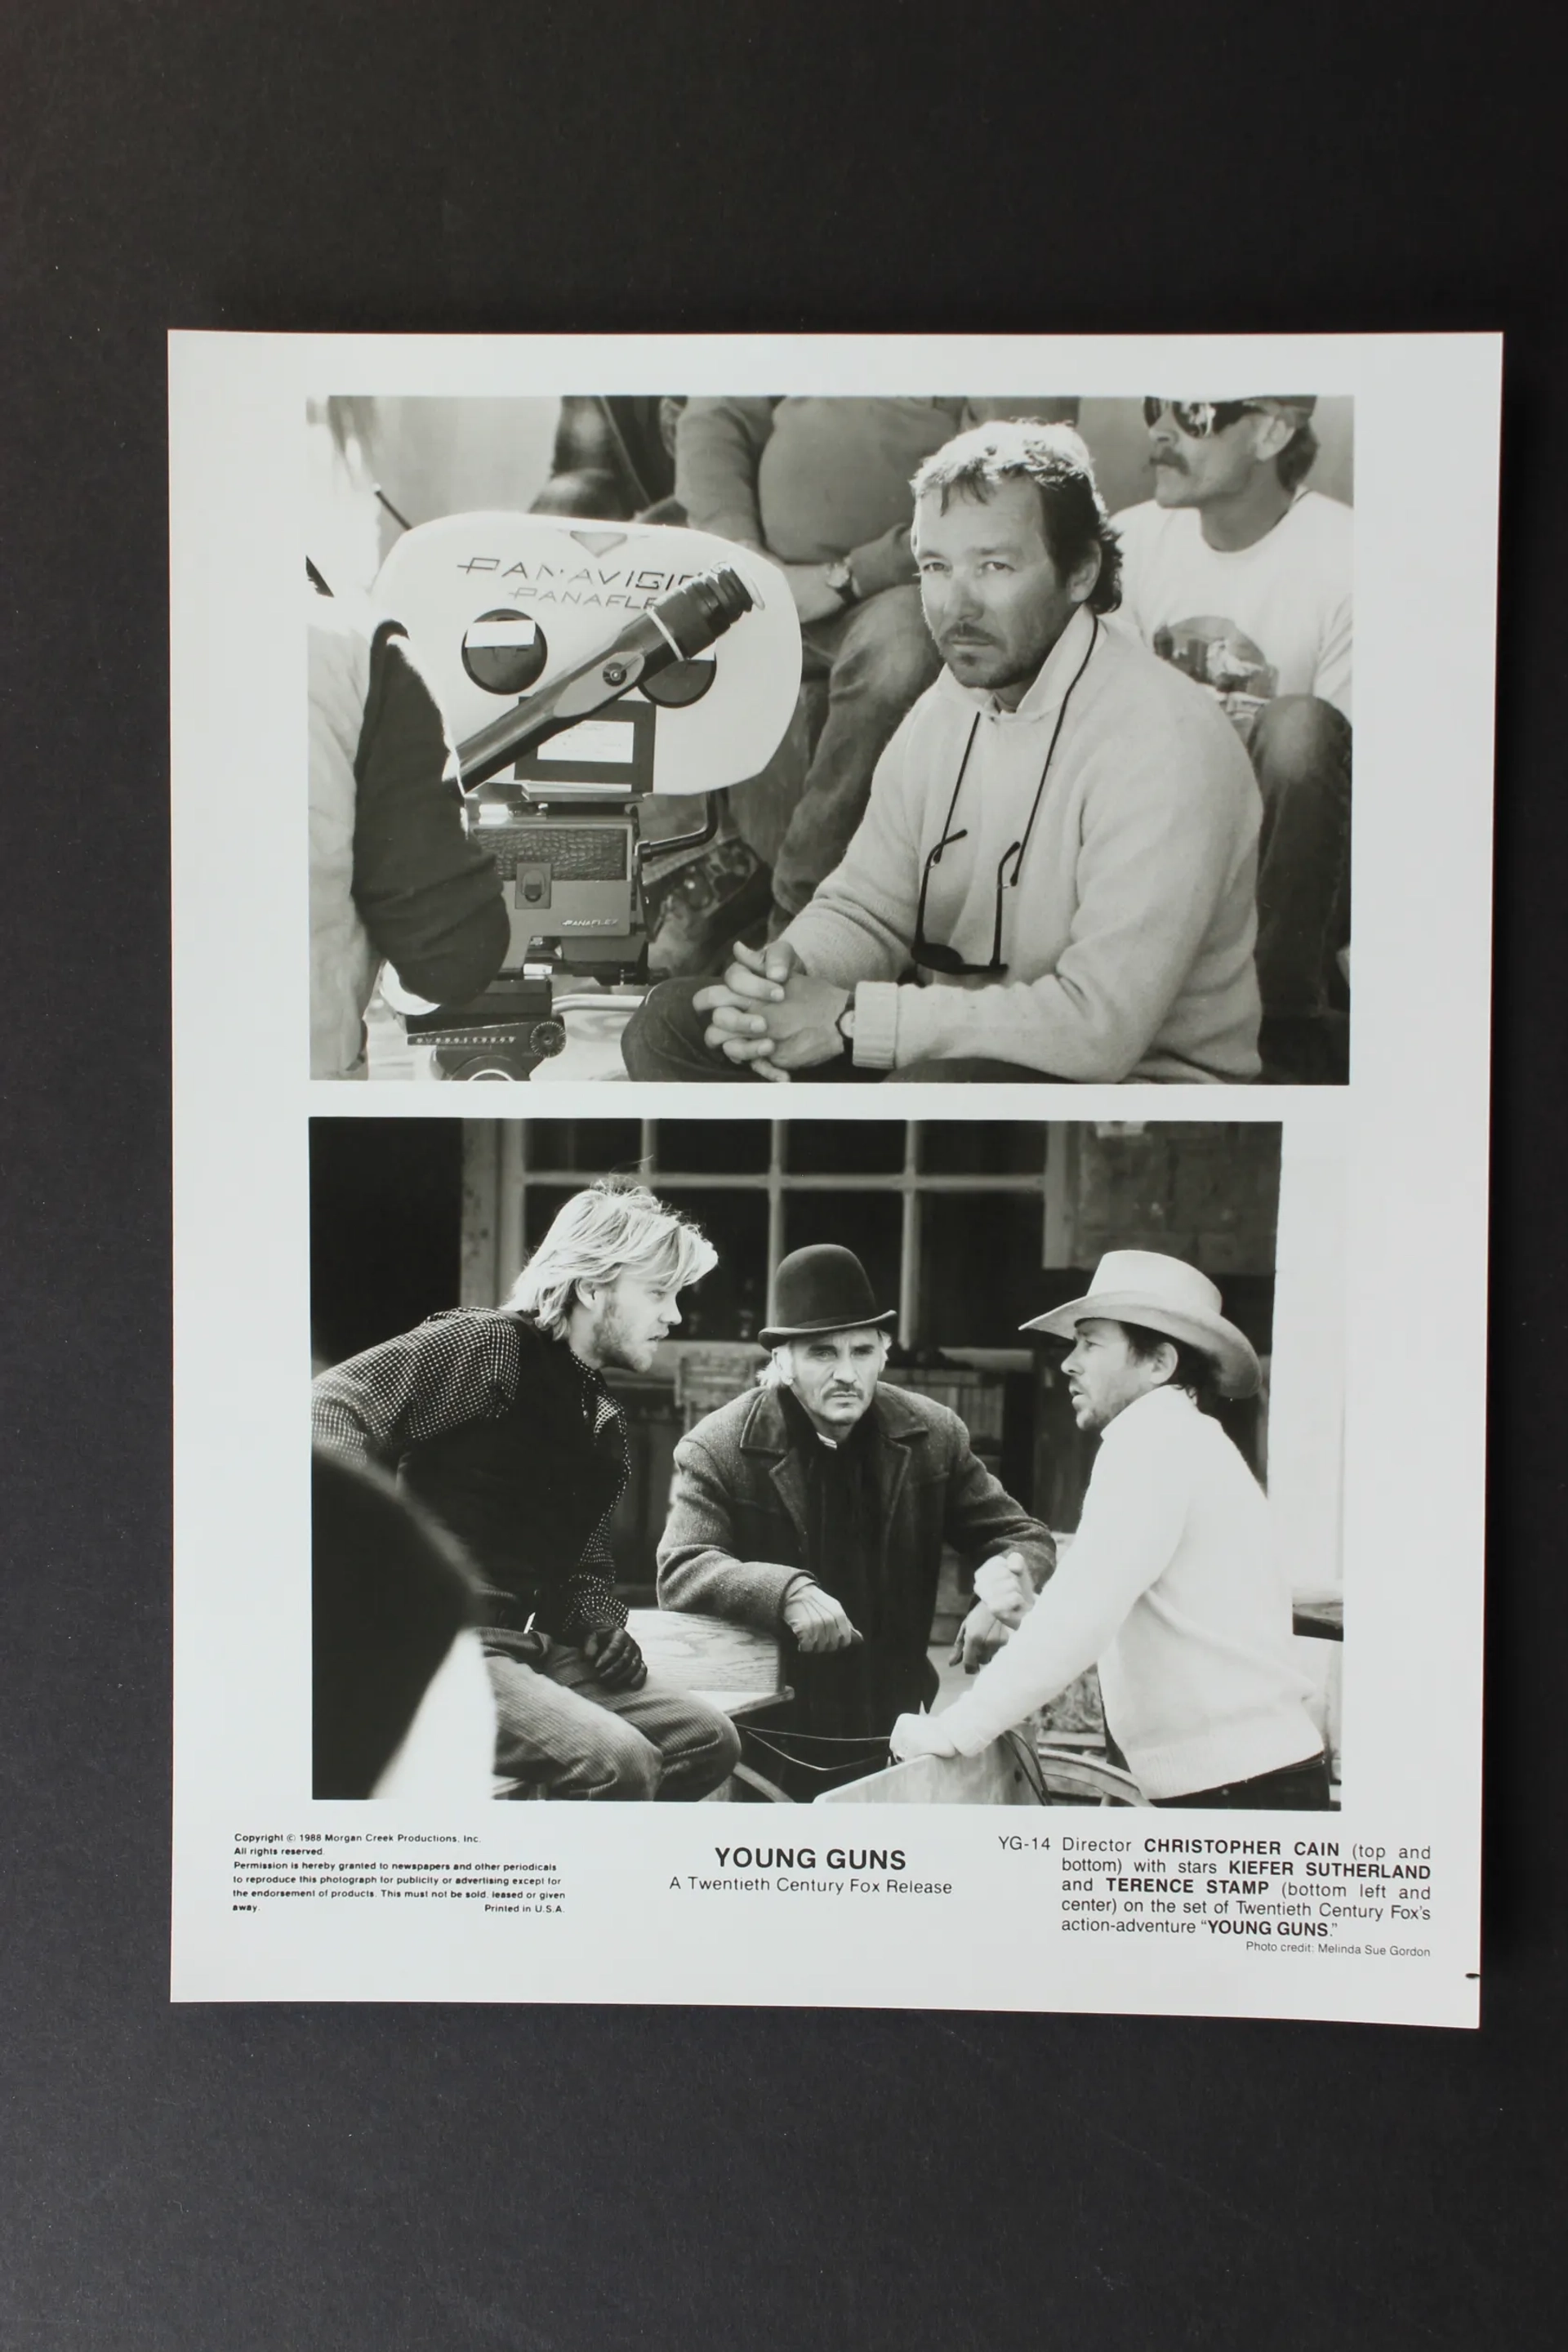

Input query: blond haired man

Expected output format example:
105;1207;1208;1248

312;1179;741;1800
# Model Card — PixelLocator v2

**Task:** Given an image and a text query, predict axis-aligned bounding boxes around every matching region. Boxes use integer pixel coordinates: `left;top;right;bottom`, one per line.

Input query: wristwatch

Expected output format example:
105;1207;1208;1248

823;557;858;608
835;999;857;1055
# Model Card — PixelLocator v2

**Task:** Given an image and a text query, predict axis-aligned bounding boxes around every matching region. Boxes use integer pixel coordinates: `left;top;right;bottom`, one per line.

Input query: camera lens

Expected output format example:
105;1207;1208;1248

695;566;754;626
657;567;755;657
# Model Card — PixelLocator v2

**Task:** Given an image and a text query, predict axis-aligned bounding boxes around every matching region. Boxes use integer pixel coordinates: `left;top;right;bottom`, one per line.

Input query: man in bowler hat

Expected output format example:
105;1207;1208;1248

657;1245;1054;1794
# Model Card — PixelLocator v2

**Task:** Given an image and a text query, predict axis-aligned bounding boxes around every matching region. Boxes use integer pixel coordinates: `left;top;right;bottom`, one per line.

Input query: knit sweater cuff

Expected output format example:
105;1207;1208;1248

871;979;968;1071
924;1693;1010;1758
851;983;900;1071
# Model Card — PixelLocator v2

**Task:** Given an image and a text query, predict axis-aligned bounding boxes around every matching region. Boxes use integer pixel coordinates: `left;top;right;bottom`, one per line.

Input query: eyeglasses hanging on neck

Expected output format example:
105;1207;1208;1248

911;617;1100;979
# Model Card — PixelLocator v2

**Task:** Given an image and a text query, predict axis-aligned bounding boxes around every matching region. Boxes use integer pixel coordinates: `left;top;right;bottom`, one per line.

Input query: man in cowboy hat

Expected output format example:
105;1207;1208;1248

1115;399;1352;1082
657;1244;1054;1794
891;1250;1330;1808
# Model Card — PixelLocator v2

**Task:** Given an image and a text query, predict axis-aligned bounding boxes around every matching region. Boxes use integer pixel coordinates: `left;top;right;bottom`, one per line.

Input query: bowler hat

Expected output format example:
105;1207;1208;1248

1021;1250;1260;1398
760;1245;897;1348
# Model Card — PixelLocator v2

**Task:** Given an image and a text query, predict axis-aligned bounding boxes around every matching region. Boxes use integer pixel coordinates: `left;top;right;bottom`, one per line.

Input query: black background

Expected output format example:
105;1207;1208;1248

2;4;1562;2345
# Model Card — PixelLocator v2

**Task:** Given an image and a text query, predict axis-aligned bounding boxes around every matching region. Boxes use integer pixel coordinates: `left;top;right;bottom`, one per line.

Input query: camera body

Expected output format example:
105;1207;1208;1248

375;514;802;1077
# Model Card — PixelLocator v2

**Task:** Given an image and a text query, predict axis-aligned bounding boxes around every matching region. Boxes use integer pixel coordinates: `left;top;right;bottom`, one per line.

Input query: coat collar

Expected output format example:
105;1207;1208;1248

740;1382;930;1555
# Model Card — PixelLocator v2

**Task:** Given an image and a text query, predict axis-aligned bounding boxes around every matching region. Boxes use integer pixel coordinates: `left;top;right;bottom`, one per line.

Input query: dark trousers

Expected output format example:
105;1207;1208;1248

621;979;1060;1083
1153;1751;1333;1810
1251;695;1352;1082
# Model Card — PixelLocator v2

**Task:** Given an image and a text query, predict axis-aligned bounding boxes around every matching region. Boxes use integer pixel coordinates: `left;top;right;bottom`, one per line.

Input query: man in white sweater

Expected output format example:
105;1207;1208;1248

891;1253;1329;1808
622;421;1261;1084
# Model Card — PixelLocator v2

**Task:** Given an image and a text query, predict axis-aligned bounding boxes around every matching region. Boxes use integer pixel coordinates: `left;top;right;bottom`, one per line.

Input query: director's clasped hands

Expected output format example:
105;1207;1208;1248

693;939;850;1079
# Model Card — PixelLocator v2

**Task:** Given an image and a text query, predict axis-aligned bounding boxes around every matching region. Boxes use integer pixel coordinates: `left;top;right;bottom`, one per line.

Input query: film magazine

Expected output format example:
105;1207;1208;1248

169;332;1497;2022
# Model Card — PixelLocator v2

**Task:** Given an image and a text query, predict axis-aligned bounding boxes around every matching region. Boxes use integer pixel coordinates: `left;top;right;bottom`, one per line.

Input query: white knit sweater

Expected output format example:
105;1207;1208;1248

932;1387;1321;1800
781;606;1262;1082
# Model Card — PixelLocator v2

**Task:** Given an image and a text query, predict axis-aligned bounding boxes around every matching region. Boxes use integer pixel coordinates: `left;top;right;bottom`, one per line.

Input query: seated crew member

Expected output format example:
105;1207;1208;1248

622;421;1263;1085
311;1180;742;1802
656;1245;1054;1797
890;1253;1330;1810
670;395;1081;955
531;394;687;523
309;577;509;1080
1114;399;1352;1084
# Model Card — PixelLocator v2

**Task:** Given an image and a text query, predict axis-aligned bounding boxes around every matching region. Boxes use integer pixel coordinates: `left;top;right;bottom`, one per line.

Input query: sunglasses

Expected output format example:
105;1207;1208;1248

1143;399;1269;437
912;620;1100;979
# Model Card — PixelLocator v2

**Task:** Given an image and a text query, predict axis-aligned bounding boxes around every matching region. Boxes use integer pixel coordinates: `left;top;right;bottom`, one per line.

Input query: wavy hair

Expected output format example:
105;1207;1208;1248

1119;1320;1223;1413
508;1177;716;1341
1276;417;1320;493
911;421;1123;615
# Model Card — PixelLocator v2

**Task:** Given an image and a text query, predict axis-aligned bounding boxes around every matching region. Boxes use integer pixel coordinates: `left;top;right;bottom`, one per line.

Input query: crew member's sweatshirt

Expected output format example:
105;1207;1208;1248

781;607;1263;1082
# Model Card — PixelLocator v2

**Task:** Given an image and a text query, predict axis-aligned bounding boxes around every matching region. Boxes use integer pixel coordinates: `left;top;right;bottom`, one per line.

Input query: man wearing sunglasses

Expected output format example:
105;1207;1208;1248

1114;399;1352;1084
623;420;1261;1084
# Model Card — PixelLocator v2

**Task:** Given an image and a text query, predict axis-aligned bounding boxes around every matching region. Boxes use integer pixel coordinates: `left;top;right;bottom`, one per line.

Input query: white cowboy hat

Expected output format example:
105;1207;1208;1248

1021;1250;1261;1398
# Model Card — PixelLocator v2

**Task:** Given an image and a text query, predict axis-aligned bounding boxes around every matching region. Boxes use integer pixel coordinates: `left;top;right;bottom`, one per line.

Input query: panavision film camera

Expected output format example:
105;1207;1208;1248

375;514;802;1078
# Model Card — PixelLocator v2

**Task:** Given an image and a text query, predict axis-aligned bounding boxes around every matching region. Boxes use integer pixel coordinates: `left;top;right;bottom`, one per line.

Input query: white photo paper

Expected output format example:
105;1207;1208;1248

170;332;1497;2022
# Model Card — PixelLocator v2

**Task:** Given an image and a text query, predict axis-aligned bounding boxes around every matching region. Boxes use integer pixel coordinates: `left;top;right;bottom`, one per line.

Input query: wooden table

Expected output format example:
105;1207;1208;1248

627;1610;787;1722
628;1610;792;1801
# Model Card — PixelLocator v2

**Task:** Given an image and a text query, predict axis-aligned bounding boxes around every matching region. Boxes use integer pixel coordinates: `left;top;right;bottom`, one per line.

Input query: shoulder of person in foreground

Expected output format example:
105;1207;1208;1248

312;1447;487;1800
349;617;510;1008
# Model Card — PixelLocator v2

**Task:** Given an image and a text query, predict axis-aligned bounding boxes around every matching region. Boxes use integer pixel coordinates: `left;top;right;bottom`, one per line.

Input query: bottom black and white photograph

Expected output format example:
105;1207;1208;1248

310;1115;1343;1813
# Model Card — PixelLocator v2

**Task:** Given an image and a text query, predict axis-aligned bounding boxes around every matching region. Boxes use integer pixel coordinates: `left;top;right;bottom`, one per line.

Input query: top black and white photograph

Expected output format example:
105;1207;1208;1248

308;391;1352;1086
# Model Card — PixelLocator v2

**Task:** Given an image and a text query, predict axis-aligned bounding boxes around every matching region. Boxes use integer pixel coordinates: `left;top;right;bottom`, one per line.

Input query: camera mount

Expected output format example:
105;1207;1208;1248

373;514;803;1079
